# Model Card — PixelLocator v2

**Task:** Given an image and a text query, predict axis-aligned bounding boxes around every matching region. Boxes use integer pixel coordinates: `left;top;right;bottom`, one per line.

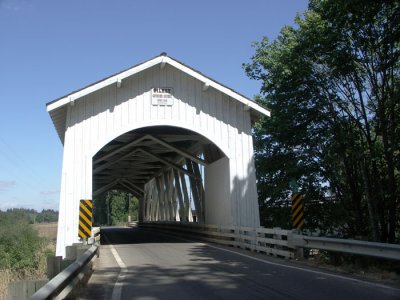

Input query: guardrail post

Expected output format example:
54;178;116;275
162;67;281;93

76;245;91;259
63;244;83;271
273;227;283;254
47;256;62;279
287;230;304;259
65;245;78;260
234;226;240;248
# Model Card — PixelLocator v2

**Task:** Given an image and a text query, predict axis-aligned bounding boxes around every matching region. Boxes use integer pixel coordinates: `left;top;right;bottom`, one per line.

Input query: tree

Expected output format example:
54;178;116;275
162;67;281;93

109;190;128;225
93;190;132;225
245;0;400;242
35;209;58;223
129;196;139;221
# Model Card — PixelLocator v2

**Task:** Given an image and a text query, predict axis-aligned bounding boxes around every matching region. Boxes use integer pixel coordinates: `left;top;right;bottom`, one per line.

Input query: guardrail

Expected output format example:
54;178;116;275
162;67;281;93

139;222;294;259
89;227;101;244
139;221;400;261
29;245;99;300
291;234;400;260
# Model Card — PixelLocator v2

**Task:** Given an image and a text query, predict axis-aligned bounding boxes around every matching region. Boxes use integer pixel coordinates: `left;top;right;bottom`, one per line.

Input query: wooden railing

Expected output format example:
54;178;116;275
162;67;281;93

139;221;294;259
139;221;400;261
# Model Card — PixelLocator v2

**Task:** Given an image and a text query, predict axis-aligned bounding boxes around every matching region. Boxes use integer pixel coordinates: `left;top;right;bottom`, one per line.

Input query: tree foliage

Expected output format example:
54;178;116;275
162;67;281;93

109;191;128;225
93;190;138;226
35;209;58;223
0;212;47;272
245;0;400;242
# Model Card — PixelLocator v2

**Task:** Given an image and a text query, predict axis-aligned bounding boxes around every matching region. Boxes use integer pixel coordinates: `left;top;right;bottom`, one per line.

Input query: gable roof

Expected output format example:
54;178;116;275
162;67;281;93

47;53;270;143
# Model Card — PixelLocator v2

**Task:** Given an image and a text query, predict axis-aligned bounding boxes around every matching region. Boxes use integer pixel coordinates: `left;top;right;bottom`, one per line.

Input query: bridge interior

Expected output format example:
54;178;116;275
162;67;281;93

92;126;225;223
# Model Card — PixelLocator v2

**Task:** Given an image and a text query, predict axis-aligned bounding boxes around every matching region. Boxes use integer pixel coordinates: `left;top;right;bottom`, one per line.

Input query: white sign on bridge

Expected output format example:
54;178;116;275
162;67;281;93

152;87;174;106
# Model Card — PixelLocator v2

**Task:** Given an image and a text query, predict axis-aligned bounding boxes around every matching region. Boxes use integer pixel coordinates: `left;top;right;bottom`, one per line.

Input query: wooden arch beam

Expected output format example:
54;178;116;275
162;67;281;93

93;179;120;197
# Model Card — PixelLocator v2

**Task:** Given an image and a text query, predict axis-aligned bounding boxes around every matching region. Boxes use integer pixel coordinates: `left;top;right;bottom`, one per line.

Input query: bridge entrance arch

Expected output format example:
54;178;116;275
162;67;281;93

93;125;226;224
47;53;270;257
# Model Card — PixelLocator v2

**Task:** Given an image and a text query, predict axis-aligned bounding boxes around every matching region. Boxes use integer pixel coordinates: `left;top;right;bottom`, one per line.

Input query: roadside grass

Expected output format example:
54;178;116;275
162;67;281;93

32;222;58;242
302;250;400;287
0;223;56;300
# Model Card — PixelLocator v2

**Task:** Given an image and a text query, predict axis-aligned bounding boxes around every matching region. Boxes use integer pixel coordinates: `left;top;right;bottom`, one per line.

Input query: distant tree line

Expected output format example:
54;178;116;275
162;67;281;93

245;0;399;242
0;208;58;224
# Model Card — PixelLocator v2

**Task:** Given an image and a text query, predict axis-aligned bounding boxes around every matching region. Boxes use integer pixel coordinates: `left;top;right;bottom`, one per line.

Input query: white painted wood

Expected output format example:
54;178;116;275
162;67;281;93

205;157;231;225
163;172;173;221
190;161;205;222
155;176;165;220
179;172;191;222
52;57;264;257
186;161;202;222
47;55;270;142
116;78;122;88
171;172;178;221
173;170;185;220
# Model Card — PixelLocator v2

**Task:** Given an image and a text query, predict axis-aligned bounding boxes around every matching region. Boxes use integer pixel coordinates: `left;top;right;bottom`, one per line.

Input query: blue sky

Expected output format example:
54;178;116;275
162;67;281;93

0;0;308;211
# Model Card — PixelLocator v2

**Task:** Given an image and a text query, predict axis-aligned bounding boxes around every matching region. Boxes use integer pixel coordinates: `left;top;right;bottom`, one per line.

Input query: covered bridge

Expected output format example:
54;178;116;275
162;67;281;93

47;53;270;257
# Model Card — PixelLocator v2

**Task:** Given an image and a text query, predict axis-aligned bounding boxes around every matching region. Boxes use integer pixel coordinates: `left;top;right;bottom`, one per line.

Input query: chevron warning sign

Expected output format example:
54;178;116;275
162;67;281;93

79;199;93;239
291;194;304;229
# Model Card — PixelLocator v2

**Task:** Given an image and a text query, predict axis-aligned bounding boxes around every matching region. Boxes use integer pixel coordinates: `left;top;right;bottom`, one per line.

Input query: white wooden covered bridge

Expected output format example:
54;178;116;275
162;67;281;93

47;53;270;257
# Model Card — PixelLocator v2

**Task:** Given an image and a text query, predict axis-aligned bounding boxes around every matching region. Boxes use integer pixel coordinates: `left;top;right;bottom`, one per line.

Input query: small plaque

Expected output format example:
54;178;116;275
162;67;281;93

152;87;174;106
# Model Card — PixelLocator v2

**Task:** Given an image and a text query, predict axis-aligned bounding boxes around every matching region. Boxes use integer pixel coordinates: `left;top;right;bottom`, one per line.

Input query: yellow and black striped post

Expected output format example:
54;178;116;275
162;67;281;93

291;194;304;229
79;199;93;239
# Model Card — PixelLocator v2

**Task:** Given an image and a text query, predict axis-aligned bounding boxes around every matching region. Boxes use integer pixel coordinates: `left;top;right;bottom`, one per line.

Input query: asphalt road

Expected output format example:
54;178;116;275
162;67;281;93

81;227;400;300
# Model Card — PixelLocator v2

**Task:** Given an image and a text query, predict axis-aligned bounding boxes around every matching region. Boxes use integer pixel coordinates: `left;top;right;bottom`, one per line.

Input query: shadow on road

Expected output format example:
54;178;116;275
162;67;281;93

99;226;192;245
83;227;400;300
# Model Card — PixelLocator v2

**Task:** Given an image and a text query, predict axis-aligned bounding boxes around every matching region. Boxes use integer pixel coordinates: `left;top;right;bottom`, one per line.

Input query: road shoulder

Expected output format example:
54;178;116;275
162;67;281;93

79;245;121;300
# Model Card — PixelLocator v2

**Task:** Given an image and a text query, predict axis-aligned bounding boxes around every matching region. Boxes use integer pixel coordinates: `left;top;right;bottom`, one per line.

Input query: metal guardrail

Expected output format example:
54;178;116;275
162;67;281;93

140;221;400;261
29;245;98;300
291;235;400;260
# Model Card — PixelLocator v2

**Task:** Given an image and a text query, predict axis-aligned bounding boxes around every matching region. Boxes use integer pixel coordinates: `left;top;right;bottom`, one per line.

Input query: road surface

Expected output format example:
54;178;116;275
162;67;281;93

80;227;400;300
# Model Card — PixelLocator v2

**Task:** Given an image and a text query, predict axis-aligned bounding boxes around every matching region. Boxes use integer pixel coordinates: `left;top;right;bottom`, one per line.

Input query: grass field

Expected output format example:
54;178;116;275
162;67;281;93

33;222;58;241
0;223;57;300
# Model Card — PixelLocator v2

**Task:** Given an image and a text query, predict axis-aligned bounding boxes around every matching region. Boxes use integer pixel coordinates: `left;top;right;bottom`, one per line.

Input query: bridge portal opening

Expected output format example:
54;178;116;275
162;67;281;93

92;126;228;225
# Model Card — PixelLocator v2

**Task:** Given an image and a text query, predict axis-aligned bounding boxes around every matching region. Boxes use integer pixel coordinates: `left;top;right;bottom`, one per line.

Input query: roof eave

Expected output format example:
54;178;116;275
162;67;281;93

46;54;271;144
47;55;165;112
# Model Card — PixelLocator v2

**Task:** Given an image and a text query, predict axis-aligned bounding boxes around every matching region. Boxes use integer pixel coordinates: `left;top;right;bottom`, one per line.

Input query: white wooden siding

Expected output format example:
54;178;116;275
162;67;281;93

56;64;260;257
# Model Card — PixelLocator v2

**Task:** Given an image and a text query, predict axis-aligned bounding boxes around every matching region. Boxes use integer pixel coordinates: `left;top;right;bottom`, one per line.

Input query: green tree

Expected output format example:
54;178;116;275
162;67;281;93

93;190;133;226
109;190;128;225
3;208;37;224
129;196;139;221
35;209;58;223
245;0;400;242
